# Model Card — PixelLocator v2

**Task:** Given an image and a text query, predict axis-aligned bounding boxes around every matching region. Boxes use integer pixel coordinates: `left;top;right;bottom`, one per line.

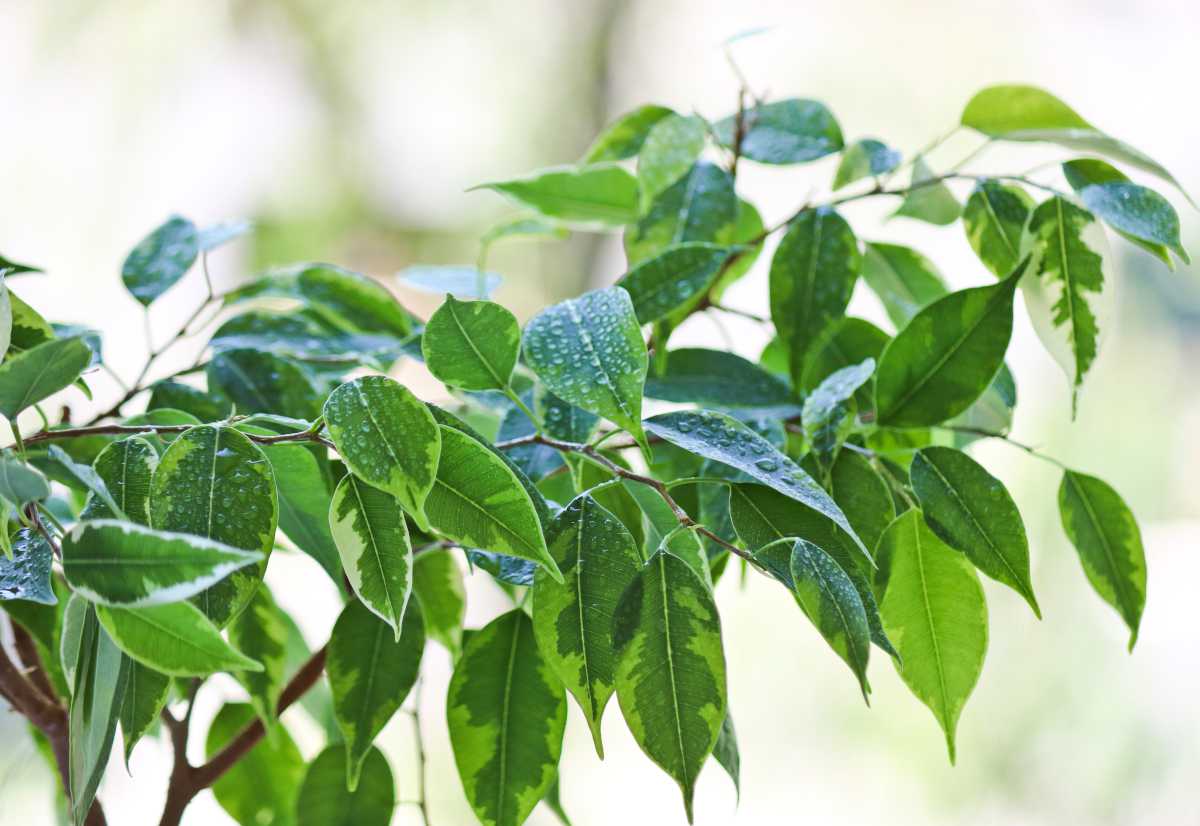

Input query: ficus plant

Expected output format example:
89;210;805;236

0;69;1190;826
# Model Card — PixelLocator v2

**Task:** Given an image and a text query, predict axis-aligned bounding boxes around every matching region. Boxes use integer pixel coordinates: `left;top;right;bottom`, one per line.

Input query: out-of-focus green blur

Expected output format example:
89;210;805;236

1;1;1197;824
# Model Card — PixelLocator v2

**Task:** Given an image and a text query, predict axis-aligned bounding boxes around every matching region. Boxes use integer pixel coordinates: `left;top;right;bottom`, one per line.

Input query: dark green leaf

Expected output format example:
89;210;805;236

829;450;895;554
474;163;640;228
834;138;901;189
412;548;465;656
296;745;394;826
422;296;521;391
49;444;126;520
147;380;229;422
802;359;874;474
789;539;872;698
625;161;738;265
861;242;948;329
644;348;791;407
0;252;41;274
78;436;157;524
0;528;56;604
713;98;843;165
228;586;289;724
800;317;890;405
963;180;1034;278
121;215;198;305
119;660;170;765
617;243;733;324
583;104;675;162
0;336;92;420
711;711;740;798
96;600;264;676
207;349;323;420
206;702;304;826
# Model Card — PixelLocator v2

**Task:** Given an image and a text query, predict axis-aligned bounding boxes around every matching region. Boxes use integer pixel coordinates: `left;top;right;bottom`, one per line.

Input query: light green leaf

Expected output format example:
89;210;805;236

531;494;643;756
422;296;521;391
713;98;843;165
121;215;199;305
0;276;11;362
207;348;323;420
617;243;733;324
892;157;961;225
207;702;304;826
149;424;277;627
473;163;640;228
523;286;649;450
1058;470;1146;649
294;263;414;338
876;510;987;763
296;745;394;826
770;207;860;385
834;138;901;189
612;550;726;822
911;446;1039;616
330;474;413;639
0;336;92;420
644;348;792;407
874;272;1019;428
61;593;89;688
624;161;738;265
48;444;127;521
119;660;170;765
448;610;566;826
328;598;424;789
1020;197;1112;414
78;436;157;524
963;180;1035;279
711;711;740;798
426;425;561;580
7;290;55;356
644;410;870;560
584;104;675;162
228;586;289;724
0;456;50;506
412;548;466;656
96;600;263;676
637;114;708;208
62;519;263;607
197;219;252;251
789;539;872;698
861;242;948;329
323;375;441;530
0;528;56;603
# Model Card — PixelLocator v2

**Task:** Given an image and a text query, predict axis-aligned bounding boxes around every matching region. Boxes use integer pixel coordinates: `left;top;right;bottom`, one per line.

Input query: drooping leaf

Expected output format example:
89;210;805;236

77;436;157;524
329;475;413;639
617;243;733;324
637;114;708;208
474;163;641;228
149;425;277;627
96;600;264;676
296;744;394;826
876;510;988;763
711;711;741;798
861;242;948;329
206;702;305;826
412;547;466;656
62;519;263;606
228;586;289;724
892;157;961;225
0;528;56;604
121;215;199;305
789;539;872;698
584;104;675;162
328;598;424;789
531;494;643;756
0;336;92;420
323;375;441;530
713;98;843;165
769;207;860;385
1058;470;1146;649
962;179;1035;279
207;348;323;420
911;446;1039;616
422;296;521;391
829;450;895;554
119;660;170;765
447;610;566;826
0;252;41;274
1020;196;1112;414
644;348;792;407
523;286;649;450
833;138;901;189
612;550;726;822
874;272;1019;427
0;456;51;506
625;161;739;265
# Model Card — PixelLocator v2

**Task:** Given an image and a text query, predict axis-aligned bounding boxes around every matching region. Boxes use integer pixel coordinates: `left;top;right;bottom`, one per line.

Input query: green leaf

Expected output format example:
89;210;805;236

911;446;1039;616
1062;158;1188;266
0;456;51;506
78;436;157;524
323;375;441;531
206;702;305;826
197;219;253;251
1020;197;1112;414
1058;470;1146;649
228;586;289;724
834;138;901;189
617;243;733;324
149;424;277;627
892;157;961;225
612;550;726;822
62;519;263;606
0;252;41;274
119;660;170;765
876;510;987;763
296;744;395;826
713;98;843;165
121;215;199;305
329;475;413;639
0;336;92;420
960;84;1195;207
447;609;566;826
0;528;56;604
861;242;948;329
711;711;740;798
874;272;1019;427
0;277;11;362
61;593;89;688
422;296;521;391
148;380;229;422
523;286;649;450
644;410;870;560
412;548;466;656
802;359;874;474
68;604;129;826
48;444;127;521
800;317;890;403
584;104;675;162
473;163;640;228
426;425;561;580
624;161;738;265
531;494;643;756
789;539;872;698
962;180;1035;279
948;362;1017;441
397;265;502;300
770;207;861;385
207;349;323;420
637;114;708;208
7;289;55;356
293;264;414;338
328;598;424;789
829;450;895;554
96;600;264;676
644;348;792;407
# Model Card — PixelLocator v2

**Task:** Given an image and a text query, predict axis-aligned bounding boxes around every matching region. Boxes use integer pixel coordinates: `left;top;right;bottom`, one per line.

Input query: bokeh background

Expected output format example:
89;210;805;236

2;1;1198;824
